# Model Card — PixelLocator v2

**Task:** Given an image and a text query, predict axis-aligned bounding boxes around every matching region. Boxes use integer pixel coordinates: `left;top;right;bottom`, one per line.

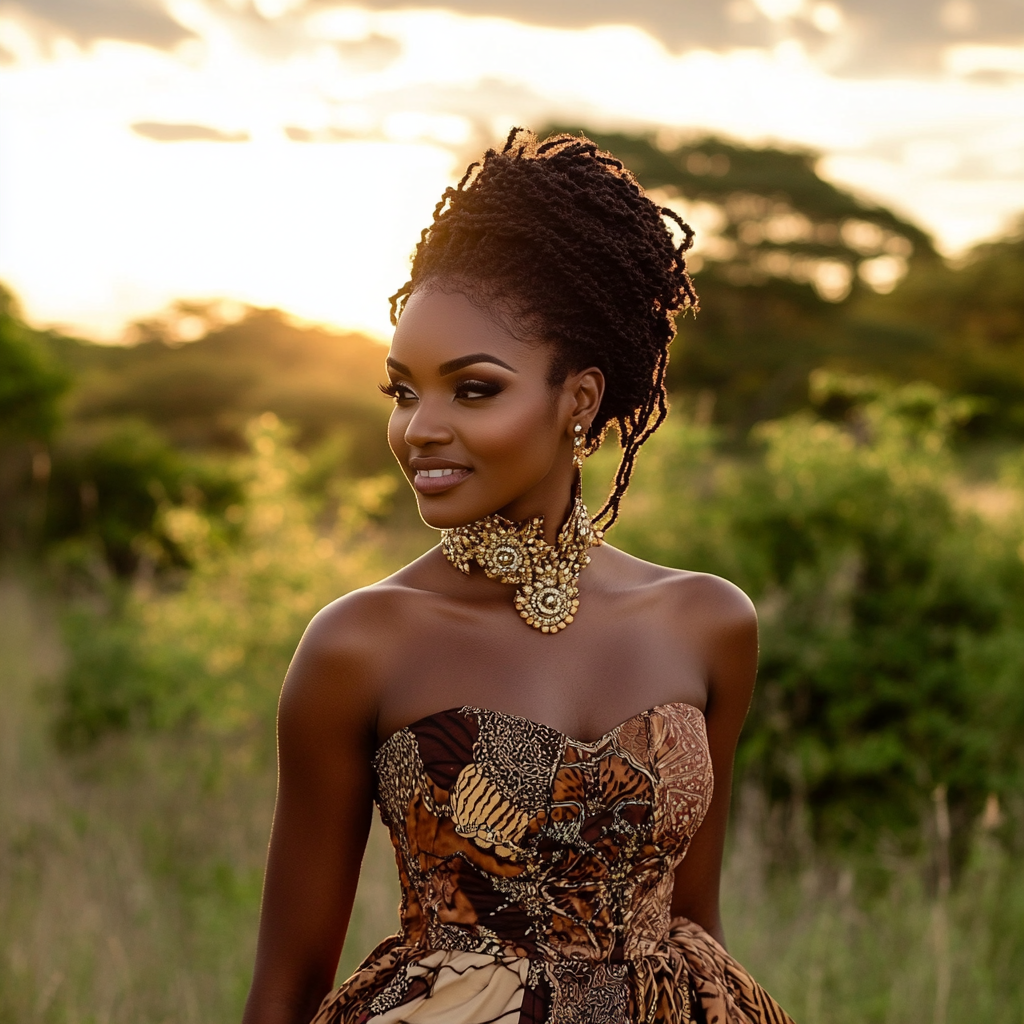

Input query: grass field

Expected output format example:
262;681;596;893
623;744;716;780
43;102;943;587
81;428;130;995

2;576;1021;1024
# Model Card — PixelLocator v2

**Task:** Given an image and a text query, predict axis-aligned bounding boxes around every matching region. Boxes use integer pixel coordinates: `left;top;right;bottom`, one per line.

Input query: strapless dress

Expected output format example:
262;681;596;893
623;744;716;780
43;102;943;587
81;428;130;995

312;702;794;1024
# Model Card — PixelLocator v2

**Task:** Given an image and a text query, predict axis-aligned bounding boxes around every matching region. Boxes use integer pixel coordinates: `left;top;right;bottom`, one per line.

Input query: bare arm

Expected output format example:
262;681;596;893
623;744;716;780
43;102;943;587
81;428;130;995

242;599;380;1024
669;576;758;948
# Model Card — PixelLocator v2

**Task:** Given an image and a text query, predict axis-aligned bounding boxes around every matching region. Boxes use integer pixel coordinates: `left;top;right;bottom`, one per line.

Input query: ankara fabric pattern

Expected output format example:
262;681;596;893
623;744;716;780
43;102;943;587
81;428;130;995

311;703;795;1024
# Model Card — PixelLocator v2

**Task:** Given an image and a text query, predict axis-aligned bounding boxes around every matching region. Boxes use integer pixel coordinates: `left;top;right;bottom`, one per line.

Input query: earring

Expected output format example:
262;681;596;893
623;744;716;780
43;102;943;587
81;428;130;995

572;423;585;469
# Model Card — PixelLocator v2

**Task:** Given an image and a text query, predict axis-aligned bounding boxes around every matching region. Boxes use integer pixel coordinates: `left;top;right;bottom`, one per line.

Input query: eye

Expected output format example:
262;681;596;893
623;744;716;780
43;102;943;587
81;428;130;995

378;381;418;402
454;379;502;400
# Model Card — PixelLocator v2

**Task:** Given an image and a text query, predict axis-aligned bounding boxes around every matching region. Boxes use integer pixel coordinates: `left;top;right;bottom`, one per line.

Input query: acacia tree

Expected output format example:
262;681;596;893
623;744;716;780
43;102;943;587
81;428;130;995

544;126;936;428
860;218;1024;436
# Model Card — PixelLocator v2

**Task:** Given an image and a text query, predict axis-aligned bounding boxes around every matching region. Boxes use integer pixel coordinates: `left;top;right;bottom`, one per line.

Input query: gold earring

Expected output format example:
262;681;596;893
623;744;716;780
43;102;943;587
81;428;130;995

572;423;585;469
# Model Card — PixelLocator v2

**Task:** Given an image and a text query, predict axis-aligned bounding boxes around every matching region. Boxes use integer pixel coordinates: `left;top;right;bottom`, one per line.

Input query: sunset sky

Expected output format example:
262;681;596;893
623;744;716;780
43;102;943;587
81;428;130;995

1;0;1023;341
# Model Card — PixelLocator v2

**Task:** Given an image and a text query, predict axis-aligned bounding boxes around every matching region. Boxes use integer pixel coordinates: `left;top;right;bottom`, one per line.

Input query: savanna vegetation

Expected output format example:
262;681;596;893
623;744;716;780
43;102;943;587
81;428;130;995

1;129;1023;1023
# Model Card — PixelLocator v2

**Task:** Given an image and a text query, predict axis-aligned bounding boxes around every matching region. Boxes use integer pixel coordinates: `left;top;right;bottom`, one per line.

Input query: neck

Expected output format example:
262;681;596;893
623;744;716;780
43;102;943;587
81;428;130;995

493;473;580;546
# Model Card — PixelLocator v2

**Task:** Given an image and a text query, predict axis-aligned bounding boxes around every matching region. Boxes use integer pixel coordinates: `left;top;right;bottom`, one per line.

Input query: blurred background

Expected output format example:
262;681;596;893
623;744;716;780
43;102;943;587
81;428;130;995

1;1;1023;1021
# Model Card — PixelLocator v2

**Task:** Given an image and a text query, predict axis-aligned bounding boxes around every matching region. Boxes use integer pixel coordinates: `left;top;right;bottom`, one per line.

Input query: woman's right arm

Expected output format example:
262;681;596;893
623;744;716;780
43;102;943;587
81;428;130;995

242;598;381;1024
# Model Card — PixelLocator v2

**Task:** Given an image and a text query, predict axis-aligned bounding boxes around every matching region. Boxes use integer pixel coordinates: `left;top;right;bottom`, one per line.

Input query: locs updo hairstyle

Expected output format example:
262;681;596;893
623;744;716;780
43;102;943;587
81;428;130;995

389;127;698;531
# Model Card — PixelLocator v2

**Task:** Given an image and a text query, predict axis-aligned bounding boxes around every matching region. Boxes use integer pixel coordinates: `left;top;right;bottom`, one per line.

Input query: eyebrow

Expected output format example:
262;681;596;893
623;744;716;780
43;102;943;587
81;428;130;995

385;357;413;376
386;353;518;377
438;353;518;376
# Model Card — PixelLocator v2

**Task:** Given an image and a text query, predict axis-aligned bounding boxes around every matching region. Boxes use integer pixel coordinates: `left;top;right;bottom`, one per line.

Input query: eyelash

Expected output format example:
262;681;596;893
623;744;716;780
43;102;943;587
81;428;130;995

377;380;502;402
378;381;412;400
456;379;502;399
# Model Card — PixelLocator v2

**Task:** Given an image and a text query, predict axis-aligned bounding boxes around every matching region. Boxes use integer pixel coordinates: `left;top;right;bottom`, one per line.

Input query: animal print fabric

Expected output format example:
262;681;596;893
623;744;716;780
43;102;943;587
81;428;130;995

311;703;795;1024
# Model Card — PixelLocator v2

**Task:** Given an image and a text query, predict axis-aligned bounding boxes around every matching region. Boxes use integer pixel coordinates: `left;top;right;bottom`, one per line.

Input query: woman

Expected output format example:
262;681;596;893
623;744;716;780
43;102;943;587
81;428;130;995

243;129;795;1024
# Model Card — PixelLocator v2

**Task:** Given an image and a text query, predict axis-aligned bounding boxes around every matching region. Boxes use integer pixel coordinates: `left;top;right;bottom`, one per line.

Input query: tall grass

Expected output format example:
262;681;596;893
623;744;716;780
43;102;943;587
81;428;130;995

0;577;401;1024
719;789;1024;1023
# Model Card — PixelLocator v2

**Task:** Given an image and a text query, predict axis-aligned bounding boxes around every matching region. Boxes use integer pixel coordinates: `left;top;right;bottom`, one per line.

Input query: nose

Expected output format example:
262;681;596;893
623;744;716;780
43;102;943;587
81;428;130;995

402;395;454;449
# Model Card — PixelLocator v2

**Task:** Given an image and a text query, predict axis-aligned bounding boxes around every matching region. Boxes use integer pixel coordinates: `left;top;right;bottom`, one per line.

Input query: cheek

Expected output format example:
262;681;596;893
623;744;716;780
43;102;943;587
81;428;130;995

468;394;559;468
387;409;409;463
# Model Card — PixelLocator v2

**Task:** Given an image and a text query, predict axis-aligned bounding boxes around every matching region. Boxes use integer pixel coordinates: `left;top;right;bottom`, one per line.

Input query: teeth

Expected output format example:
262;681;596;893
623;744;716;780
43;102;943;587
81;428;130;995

418;468;457;477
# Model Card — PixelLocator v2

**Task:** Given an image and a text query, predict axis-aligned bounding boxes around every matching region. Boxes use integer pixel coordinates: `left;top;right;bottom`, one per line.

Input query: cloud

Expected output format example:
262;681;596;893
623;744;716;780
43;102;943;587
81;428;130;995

335;31;401;71
322;0;764;52
132;121;250;141
6;0;1023;75
0;0;192;48
284;124;361;141
344;0;1024;75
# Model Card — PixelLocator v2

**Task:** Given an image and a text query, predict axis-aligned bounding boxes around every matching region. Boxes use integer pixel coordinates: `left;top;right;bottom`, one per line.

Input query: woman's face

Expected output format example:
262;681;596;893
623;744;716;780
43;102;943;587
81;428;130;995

384;288;602;531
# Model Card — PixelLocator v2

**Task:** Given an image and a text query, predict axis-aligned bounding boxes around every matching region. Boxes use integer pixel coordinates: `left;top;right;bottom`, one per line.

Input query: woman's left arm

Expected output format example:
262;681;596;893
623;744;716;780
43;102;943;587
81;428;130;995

668;575;759;947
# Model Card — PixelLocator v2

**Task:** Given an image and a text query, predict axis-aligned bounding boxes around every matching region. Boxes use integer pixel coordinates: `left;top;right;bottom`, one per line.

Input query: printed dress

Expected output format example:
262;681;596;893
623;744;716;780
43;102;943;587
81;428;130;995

312;702;795;1024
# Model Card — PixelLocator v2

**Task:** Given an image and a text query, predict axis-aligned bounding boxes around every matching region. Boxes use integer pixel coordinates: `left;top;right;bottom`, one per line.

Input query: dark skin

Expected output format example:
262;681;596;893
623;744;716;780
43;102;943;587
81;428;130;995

242;288;758;1024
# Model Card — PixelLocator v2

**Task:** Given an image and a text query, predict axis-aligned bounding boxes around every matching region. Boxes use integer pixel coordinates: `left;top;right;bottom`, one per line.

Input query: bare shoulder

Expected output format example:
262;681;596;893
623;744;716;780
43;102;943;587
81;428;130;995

646;565;758;715
597;544;756;632
670;569;756;631
300;583;409;662
280;559;440;730
299;547;443;659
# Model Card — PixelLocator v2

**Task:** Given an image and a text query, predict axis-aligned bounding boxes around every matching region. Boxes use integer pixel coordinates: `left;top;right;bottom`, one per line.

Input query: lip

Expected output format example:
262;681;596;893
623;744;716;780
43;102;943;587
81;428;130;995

409;457;473;496
413;467;473;495
410;457;470;472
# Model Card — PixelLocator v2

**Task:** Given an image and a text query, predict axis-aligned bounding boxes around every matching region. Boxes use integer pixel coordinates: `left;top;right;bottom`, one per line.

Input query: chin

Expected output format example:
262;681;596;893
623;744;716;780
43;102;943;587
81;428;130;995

413;486;505;531
417;500;480;531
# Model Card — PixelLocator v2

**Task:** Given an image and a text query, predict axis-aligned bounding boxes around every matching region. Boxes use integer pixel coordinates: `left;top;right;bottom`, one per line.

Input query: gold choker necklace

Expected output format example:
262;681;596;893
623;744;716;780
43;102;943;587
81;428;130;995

441;494;603;633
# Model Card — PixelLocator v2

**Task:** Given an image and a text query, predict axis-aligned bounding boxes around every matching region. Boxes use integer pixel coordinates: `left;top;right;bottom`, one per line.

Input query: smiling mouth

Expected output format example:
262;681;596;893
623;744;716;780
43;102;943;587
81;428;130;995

413;467;472;495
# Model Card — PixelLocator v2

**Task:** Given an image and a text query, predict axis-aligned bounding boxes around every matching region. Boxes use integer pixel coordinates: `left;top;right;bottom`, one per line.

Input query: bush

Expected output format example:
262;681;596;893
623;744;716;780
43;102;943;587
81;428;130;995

54;414;394;749
43;418;243;578
0;285;70;550
607;374;1024;853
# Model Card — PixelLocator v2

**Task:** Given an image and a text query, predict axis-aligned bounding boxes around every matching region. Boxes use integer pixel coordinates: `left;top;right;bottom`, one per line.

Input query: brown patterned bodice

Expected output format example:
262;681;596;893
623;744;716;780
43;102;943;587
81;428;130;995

313;702;796;1024
370;703;713;1020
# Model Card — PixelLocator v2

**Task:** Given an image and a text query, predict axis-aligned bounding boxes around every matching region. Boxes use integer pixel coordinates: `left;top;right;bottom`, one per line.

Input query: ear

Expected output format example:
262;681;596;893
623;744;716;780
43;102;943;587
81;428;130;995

564;366;605;434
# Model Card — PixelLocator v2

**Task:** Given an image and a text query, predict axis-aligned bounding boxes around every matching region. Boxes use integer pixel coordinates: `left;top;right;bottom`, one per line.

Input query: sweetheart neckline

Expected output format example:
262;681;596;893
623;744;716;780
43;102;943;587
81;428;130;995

373;700;706;761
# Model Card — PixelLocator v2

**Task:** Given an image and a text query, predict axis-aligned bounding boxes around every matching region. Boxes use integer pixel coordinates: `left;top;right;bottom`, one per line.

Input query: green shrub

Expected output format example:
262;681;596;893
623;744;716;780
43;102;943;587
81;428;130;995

44;417;243;578
54;414;393;748
608;374;1024;852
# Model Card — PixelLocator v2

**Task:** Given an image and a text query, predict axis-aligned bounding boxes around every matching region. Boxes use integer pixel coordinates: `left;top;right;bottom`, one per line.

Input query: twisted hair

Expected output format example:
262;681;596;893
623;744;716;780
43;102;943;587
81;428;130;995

390;127;698;531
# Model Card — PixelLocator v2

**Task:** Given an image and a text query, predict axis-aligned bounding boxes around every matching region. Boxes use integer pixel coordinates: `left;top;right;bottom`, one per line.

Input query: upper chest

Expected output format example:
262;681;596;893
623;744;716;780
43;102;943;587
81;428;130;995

373;573;711;746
